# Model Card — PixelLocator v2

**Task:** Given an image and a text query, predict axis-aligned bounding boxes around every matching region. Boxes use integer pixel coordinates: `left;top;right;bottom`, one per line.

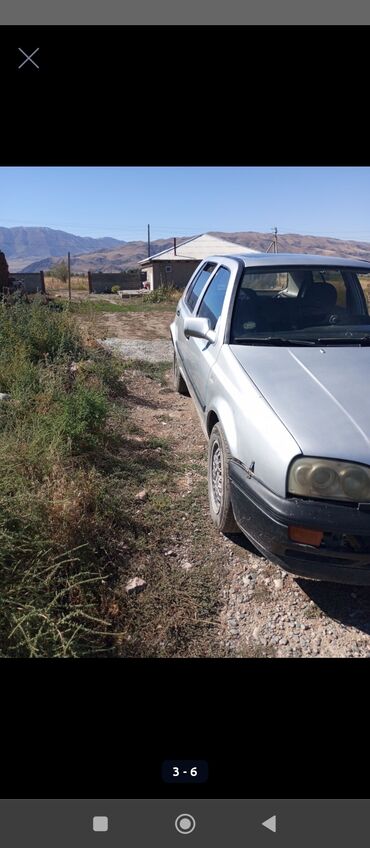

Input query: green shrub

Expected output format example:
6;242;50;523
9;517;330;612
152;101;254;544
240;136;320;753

75;349;126;398
0;298;127;657
49;260;68;284
0;295;83;366
111;285;120;294
142;284;176;304
53;384;108;450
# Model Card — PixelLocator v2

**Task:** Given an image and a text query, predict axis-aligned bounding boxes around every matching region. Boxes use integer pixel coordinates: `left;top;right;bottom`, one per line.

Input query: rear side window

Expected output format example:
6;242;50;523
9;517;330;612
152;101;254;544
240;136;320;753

185;262;216;312
357;272;370;310
197;266;231;330
241;271;292;292
311;269;348;308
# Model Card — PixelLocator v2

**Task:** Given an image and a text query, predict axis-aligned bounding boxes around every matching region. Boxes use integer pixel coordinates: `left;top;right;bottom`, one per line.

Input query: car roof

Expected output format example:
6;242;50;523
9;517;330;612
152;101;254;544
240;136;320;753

205;252;370;270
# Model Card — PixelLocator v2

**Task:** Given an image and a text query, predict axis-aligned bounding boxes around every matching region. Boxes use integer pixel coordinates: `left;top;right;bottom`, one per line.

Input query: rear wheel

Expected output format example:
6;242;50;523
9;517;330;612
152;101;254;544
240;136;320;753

208;423;238;533
173;351;189;395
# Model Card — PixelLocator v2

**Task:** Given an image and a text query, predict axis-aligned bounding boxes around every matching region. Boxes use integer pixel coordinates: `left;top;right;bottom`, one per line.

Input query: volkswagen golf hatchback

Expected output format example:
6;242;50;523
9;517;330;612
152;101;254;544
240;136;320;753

171;252;370;585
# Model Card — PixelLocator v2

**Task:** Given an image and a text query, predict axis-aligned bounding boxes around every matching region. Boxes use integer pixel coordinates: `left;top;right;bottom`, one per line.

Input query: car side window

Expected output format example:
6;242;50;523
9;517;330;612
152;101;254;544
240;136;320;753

185;262;217;312
197;266;231;330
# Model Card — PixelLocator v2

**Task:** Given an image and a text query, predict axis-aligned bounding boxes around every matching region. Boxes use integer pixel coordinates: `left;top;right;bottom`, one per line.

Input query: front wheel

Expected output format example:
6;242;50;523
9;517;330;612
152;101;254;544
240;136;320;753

208;423;238;533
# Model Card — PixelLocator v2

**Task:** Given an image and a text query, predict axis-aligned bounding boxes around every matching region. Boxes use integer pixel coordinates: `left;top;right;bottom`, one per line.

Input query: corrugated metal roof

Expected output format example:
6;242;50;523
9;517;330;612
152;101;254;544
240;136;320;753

139;233;258;264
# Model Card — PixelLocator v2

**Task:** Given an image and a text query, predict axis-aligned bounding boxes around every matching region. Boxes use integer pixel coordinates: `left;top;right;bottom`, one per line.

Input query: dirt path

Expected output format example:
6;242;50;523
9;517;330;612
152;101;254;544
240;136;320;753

93;310;175;340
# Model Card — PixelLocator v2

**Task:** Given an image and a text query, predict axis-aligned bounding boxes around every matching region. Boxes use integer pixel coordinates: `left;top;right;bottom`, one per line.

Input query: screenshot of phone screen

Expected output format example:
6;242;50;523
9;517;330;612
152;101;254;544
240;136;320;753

1;10;370;842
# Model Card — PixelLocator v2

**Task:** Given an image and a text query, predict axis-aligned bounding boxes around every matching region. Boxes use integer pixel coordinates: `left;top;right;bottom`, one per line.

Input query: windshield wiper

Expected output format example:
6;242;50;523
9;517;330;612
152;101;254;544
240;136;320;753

316;336;370;345
233;336;316;346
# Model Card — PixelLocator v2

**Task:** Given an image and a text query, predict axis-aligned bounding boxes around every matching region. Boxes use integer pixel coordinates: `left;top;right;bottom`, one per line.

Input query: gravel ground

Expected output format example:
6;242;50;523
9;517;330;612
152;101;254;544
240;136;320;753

100;338;173;363
220;537;370;657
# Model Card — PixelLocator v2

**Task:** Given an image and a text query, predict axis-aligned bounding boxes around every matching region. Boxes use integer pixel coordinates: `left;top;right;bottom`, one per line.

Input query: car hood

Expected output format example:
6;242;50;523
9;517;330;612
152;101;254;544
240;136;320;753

230;345;370;463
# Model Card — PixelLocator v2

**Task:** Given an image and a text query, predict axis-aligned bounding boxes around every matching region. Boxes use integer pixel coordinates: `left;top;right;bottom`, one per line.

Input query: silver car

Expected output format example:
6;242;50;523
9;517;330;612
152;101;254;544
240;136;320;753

170;252;370;585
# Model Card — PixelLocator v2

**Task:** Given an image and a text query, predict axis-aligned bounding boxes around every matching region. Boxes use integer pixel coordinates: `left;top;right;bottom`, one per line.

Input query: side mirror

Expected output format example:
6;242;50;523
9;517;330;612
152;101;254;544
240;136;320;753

183;316;216;343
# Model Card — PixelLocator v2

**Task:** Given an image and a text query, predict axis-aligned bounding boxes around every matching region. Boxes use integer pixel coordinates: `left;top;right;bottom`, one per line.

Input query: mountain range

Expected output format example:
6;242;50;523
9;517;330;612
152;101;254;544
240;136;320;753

212;231;370;261
19;238;190;273
0;227;125;271
2;226;370;273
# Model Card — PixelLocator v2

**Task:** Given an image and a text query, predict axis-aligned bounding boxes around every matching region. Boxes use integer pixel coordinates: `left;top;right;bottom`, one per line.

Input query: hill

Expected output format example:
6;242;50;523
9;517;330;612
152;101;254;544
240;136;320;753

20;238;189;273
0;226;125;271
210;231;370;261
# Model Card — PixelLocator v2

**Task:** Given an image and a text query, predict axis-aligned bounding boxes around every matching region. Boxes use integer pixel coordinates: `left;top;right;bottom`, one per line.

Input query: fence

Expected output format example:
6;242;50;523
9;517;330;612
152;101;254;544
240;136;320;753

88;270;144;294
11;272;45;294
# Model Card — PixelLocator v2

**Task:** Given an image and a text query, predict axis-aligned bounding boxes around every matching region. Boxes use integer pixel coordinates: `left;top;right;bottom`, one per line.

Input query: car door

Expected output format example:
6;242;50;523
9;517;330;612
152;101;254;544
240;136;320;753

176;261;218;376
186;266;232;408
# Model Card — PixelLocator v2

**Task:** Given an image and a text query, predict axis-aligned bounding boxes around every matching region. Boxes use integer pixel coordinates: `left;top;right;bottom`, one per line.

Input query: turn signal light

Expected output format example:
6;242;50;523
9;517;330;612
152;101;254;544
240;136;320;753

288;526;324;546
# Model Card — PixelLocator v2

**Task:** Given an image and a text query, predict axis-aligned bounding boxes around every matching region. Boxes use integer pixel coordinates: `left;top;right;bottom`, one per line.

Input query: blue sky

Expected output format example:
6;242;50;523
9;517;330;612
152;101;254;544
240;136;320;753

1;167;370;243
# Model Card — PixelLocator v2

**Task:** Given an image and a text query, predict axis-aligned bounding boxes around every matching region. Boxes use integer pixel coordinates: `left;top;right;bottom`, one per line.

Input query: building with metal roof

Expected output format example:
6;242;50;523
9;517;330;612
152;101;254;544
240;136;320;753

139;233;258;290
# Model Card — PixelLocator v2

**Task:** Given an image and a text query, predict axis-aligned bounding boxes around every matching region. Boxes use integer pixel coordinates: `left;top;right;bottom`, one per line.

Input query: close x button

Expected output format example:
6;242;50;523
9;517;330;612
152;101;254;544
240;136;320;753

18;47;40;70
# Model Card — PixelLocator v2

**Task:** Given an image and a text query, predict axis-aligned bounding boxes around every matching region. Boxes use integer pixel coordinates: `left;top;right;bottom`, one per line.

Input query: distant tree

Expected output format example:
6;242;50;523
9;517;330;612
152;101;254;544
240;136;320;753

0;250;10;291
49;260;69;284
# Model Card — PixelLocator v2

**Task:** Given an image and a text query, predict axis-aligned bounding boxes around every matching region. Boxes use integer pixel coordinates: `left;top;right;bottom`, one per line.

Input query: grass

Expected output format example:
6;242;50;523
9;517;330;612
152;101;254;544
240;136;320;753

54;286;179;315
61;298;177;315
118;442;225;657
0;298;221;658
120;359;172;386
0;296;128;657
115;457;222;658
45;275;89;292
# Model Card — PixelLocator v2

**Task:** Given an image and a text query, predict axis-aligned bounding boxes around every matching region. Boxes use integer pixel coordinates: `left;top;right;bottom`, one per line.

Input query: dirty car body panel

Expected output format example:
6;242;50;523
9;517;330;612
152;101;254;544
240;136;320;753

170;252;370;584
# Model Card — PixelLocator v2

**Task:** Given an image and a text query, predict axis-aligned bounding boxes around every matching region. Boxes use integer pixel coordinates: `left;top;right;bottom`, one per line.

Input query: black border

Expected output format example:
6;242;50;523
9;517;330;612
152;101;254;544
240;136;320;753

1;26;370;166
2;658;368;797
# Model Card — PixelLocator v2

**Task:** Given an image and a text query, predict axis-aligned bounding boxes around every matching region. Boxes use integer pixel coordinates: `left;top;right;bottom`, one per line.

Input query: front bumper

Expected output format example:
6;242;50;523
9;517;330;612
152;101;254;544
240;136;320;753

229;459;370;584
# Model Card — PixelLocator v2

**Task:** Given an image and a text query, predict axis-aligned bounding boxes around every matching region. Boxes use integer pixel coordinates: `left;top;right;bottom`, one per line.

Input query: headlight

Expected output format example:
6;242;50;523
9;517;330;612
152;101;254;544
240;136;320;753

288;457;370;502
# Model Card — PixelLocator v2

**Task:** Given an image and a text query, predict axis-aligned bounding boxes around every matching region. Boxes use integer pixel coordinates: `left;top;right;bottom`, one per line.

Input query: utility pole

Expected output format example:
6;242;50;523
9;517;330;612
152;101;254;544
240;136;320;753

266;227;278;253
67;251;71;302
147;224;151;258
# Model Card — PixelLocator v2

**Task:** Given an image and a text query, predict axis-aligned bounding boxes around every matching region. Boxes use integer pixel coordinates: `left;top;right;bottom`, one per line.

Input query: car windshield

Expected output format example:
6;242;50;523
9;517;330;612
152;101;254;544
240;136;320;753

230;265;370;345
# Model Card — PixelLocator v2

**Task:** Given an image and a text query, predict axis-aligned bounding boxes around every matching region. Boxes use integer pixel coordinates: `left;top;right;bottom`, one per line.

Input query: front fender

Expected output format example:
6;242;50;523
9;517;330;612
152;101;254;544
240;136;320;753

170;320;176;345
206;397;238;456
206;347;302;498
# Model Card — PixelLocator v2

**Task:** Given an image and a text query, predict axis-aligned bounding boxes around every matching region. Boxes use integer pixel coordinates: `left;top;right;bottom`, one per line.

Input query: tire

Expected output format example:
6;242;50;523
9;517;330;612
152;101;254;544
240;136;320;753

208;423;239;533
173;351;189;396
